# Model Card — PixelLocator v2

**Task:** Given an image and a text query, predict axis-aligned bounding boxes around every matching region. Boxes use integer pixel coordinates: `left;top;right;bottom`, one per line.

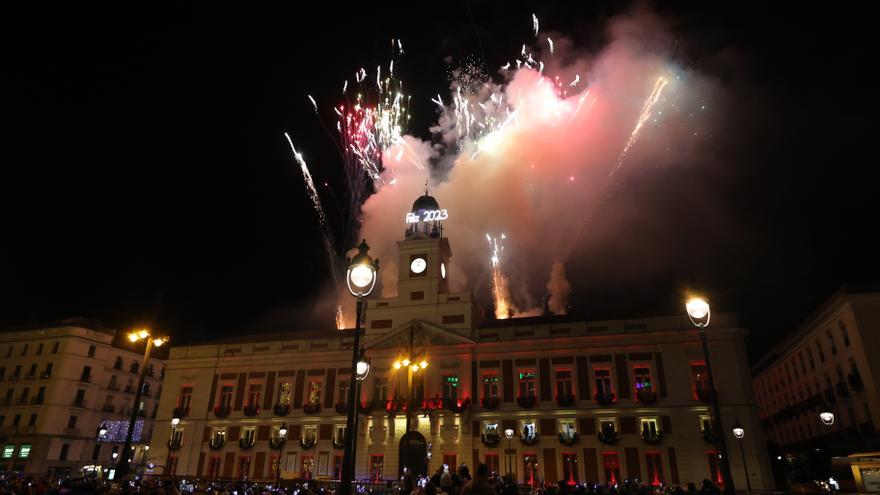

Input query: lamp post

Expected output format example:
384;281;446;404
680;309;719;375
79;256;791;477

686;296;735;495
819;411;835;427
340;240;379;495
504;428;514;480
732;421;751;494
115;329;168;478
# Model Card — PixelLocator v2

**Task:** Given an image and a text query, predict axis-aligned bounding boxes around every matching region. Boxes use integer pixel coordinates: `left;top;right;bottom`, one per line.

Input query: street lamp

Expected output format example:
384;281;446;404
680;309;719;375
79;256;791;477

686;295;735;495
504;428;515;479
340;240;379;495
356;349;371;382
819;411;835;426
98;423;108;438
115;328;169;478
732;421;751;494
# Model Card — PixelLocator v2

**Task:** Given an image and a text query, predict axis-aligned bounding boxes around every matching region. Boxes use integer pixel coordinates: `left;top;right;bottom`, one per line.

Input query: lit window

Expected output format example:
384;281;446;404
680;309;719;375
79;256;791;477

518;371;536;398
482;373;499;399
277;382;293;406
443;375;459;400
18;444;30;458
2;445;14;459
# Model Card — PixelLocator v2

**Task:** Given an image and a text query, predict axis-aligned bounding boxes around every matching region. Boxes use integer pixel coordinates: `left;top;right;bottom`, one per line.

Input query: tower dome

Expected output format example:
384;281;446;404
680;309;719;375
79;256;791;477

406;190;444;239
411;194;440;214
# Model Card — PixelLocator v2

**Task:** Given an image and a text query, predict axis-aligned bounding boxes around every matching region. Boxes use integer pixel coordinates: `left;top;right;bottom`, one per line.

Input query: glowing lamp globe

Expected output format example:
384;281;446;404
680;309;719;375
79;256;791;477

279;424;289;437
346;240;379;297
98;425;108;437
504;428;514;439
820;411;835;426
171;417;181;427
356;356;371;381
732;425;745;439
686;297;711;328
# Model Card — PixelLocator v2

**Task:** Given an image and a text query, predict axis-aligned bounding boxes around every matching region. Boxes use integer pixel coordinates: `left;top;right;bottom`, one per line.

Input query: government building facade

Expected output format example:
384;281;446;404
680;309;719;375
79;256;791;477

152;194;773;490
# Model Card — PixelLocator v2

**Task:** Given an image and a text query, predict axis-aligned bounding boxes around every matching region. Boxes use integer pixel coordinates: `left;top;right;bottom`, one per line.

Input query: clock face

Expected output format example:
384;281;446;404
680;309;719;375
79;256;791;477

441;262;447;279
410;257;427;274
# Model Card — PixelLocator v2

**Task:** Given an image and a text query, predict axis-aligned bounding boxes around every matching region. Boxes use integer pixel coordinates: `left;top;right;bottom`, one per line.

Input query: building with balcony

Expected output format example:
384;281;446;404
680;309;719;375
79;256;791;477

151;193;773;489
0;319;165;478
752;287;880;482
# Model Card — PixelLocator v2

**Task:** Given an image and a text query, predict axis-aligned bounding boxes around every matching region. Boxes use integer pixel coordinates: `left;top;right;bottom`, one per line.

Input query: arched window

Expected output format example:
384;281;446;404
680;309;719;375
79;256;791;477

114;357;123;370
130;362;139;374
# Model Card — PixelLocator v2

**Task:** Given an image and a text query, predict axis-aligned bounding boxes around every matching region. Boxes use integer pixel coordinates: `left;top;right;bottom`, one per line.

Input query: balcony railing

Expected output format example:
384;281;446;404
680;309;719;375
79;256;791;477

9;374;21;381
641;428;662;444
836;381;850;398
172;406;190;419
481;396;501;410
243;404;261;417
213;404;231;418
481;432;501;447
636;389;657;405
208;436;226;450
274;403;292;416
299;436;317;450
594;390;616;406
239;436;256;450
29;396;45;405
72;399;87;408
597;425;619;444
556;394;576;407
24;373;36;380
558;431;579;446
107;383;120;391
516;395;537;409
519;429;539;446
40;371;52;379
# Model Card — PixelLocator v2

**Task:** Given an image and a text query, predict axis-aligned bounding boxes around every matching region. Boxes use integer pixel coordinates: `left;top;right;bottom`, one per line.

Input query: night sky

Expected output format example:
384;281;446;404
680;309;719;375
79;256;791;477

2;2;876;362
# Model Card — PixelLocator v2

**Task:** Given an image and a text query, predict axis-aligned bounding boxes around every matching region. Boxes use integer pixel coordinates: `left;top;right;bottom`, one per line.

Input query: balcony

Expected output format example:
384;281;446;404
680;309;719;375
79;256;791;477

40;371;52;379
641;428;662;444
15;397;29;406
481;432;501;447
303;401;321;414
446;397;471;413
25;373;36;380
558;431;579;446
101;404;115;413
274;403;292;416
168;437;183;451
9;374;21;381
519;429;539;446
29;396;45;405
597;424;619;444
72;399;87;408
849;372;864;391
172;406;190;419
334;402;348;414
269;436;287;450
298;436;317;450
481;396;501;410
208;436;226;451
243;404;261;417
636;389;657;405
695;388;712;403
63;427;81;436
516;395;537;409
213;404;231;418
239;436;256;450
593;390;616;406
556;394;576;407
107;383;120;391
332;435;345;450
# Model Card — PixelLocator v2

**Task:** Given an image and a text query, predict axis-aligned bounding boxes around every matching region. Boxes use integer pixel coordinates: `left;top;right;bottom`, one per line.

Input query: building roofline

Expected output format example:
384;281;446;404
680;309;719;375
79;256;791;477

751;285;880;375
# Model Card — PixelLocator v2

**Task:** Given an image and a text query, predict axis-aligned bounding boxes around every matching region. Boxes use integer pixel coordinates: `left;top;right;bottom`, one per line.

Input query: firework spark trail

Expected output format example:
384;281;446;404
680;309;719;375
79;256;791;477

283;132;342;311
532;13;539;37
308;95;318;113
610;76;669;176
487;233;513;319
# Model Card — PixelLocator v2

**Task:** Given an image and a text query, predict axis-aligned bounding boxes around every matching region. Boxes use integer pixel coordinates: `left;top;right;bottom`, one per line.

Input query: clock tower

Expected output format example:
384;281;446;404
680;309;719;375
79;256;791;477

363;191;480;337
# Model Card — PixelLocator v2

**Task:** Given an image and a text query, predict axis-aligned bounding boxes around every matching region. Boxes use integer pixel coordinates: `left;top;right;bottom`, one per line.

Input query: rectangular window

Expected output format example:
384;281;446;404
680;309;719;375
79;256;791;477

92;443;101;461
369;454;383;482
80;366;92;382
521;420;537;441
523;453;539;486
634;366;654;396
207;456;221;478
88;345;96;358
28;364;37;379
603;453;621;484
247;383;262;408
52;342;59;354
562;453;579;483
485;453;500;475
641;417;660;438
2;445;14;459
28;414;37;426
42;363;53;378
595;368;613;397
646;452;664;486
808;349;815;369
559;419;577;439
59;443;70;461
443;454;457;470
238;456;251;478
691;363;710;399
815;340;825;362
219;385;234;408
301;455;315;480
37;343;44;355
555;370;573;398
68;416;78;429
373;377;388;401
277;382;293;406
178;386;193;410
333;454;343;479
827;330;837;355
0;367;4;380
21;344;28;357
518;370;537;398
306;381;322;405
482;373;499;399
75;389;86;406
12;415;20;426
443;375;459;400
337;379;350;405
707;451;724;486
839;321;850;347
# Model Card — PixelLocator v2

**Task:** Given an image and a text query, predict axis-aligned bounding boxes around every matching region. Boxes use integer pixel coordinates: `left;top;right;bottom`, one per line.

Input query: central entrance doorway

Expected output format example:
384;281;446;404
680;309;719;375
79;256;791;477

398;430;428;476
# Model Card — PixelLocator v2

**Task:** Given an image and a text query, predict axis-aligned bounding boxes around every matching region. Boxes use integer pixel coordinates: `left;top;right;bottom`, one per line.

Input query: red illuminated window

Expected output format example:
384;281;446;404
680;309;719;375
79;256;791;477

595;369;613;396
370;454;384;482
646;452;664;486
602;453;621;485
691;363;710;399
556;370;573;397
207;456;221;478
247;383;262;408
443;454;457;469
238;456;251;478
269;455;280;479
301;455;314;480
707;451;724;486
218;385;234;408
482;373;499;399
562;453;579;484
485;453;500;475
634;367;653;394
523;453;539;487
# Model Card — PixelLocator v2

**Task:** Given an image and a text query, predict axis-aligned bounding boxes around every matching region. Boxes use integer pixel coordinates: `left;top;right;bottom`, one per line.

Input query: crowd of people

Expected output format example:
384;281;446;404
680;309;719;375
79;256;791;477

0;464;730;495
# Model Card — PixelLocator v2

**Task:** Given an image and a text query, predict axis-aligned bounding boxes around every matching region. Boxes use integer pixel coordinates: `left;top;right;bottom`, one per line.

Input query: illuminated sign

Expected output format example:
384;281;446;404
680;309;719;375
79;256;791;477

405;209;448;224
18;444;30;458
2;445;13;459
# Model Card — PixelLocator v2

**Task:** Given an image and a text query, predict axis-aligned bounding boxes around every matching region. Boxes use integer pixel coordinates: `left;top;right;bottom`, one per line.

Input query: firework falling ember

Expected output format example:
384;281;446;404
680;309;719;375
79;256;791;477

335;305;346;330
611;76;669;176
487;233;513;319
284;132;341;287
